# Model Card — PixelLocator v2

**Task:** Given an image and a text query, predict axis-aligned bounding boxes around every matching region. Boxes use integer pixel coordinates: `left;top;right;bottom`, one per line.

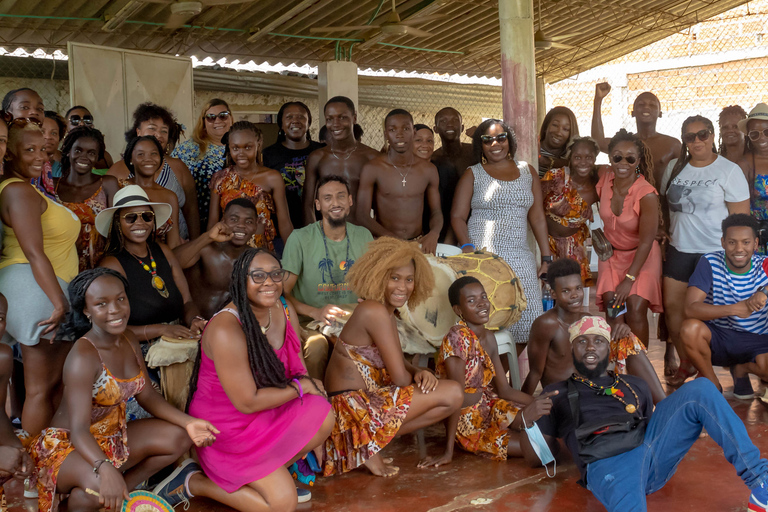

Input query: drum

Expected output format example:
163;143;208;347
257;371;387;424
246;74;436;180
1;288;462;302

435;243;462;257
445;250;527;330
400;256;459;347
146;337;199;411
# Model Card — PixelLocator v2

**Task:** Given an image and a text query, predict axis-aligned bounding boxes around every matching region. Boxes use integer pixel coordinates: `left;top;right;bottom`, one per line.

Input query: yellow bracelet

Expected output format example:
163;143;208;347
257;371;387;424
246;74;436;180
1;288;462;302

625;273;637;282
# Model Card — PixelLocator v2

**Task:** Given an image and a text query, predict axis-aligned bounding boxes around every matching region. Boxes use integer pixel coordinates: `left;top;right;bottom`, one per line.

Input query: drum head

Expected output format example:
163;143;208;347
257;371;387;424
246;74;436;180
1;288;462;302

121;491;174;512
402;256;458;344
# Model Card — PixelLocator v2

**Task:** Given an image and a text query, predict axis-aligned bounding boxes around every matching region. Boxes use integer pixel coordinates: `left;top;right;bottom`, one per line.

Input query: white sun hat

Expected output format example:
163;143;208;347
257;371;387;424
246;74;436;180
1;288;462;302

95;185;172;237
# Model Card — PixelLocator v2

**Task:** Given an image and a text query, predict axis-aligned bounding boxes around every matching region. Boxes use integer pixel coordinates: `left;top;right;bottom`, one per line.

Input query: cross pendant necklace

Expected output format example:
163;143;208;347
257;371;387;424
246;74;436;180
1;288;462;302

389;153;414;187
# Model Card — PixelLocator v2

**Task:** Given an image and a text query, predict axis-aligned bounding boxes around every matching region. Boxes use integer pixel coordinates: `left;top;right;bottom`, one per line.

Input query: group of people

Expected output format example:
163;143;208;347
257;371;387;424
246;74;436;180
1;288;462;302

0;81;768;512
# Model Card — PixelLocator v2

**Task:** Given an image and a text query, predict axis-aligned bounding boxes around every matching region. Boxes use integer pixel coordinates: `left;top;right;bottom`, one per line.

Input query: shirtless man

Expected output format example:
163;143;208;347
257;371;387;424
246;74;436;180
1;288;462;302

174;198;260;318
357;109;442;255
431;107;478;243
523;258;666;404
303;96;379;226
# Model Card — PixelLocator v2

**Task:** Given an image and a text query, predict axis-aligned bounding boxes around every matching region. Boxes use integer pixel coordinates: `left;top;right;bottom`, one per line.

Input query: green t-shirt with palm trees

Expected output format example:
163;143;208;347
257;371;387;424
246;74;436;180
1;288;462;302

282;222;373;311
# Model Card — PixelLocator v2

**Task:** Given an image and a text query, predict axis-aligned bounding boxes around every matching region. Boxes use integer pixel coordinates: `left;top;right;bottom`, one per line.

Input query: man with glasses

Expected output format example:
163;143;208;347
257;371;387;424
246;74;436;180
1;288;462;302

65;105;114;170
356;109;442;255
283;175;373;380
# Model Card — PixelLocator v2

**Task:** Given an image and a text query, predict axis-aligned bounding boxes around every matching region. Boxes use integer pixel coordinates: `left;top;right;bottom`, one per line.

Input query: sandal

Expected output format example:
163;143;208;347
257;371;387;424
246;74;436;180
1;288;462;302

666;361;698;388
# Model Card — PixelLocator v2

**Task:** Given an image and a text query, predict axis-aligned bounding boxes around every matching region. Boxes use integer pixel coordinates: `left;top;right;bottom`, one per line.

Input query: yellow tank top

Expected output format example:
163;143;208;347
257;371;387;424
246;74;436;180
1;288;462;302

0;178;80;282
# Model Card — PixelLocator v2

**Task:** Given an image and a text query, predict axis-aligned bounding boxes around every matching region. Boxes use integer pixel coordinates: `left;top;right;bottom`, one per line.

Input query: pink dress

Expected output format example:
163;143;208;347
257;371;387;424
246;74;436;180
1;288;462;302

188;302;331;493
595;171;663;313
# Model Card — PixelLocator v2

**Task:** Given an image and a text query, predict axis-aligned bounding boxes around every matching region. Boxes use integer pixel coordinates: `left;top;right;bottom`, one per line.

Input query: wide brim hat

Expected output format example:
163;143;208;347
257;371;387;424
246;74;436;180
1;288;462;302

739;103;768;134
95;185;172;237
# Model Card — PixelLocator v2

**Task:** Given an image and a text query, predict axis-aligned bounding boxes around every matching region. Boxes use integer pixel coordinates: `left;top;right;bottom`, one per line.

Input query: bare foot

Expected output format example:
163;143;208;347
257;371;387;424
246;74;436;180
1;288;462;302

663;343;678;377
417;451;453;468
364;453;399;477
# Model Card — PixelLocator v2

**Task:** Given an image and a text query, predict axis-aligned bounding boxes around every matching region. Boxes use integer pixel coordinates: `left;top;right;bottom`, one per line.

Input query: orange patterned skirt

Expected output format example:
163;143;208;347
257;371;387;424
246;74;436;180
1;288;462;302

611;333;646;374
455;392;520;461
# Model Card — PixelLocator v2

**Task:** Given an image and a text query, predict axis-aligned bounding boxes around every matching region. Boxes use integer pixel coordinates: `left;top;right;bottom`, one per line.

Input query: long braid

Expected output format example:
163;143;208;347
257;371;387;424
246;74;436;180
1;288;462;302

608;129;661;220
58;268;129;341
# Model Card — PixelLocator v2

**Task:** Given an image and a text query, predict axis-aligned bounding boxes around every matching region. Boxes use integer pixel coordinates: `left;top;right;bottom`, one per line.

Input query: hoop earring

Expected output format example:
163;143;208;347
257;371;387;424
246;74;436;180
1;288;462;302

481;155;488;164
506;152;513;160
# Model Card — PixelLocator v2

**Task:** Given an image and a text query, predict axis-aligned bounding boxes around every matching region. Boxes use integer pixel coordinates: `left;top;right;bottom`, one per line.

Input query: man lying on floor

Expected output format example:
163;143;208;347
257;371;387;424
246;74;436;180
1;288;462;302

517;315;768;512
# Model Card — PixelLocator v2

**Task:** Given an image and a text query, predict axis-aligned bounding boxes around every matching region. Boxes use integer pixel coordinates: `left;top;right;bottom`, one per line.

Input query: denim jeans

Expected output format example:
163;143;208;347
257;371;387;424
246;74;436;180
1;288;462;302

585;378;768;512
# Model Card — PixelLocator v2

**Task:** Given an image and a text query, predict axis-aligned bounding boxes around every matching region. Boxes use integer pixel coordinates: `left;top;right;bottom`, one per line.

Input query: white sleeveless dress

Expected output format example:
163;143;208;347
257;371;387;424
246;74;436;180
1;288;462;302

467;161;543;344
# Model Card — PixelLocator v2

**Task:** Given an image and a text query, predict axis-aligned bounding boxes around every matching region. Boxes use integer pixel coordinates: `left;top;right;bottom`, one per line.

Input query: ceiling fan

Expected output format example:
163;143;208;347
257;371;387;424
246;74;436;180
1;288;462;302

142;0;252;29
309;0;447;38
534;0;583;50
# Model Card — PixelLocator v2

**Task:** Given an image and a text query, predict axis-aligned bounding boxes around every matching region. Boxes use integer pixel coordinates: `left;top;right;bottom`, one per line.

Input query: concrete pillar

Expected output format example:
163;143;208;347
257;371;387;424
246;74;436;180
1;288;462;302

318;61;359;111
536;76;547;129
498;0;538;171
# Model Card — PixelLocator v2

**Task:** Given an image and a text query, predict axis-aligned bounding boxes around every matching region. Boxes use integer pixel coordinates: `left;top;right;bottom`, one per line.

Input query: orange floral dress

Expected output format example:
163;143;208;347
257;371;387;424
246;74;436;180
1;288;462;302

435;322;520;460
323;341;414;476
541;167;595;286
210;167;274;250
60;186;108;271
29;338;146;512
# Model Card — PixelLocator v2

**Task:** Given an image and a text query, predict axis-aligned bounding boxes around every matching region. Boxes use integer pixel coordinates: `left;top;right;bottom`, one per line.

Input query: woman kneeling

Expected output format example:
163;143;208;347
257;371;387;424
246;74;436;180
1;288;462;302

421;277;533;467
323;237;464;477
29;268;217;512
183;249;334;512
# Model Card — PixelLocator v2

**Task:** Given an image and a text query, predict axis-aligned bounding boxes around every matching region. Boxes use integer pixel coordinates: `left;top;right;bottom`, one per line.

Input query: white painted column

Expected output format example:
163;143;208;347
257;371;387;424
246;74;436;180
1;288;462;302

318;61;359;109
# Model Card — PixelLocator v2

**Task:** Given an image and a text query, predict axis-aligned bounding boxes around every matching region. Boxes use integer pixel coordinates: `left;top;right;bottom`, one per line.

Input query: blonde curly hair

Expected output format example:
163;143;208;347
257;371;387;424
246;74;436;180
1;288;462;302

347;237;434;307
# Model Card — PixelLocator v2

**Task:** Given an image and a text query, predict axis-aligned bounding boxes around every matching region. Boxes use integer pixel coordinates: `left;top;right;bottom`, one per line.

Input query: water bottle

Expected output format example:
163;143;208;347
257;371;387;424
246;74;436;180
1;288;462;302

542;283;554;311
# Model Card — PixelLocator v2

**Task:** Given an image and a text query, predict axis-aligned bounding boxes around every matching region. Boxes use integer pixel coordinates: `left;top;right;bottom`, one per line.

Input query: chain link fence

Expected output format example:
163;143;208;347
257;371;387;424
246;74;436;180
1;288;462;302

546;0;768;157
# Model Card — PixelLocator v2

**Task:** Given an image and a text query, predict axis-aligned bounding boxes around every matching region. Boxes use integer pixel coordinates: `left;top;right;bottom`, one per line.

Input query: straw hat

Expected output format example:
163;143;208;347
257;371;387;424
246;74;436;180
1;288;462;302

95;185;172;237
739;103;768;133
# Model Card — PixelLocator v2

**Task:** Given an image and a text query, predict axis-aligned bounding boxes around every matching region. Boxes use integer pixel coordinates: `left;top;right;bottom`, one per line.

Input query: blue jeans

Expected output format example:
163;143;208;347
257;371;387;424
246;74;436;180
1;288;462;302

585;378;768;512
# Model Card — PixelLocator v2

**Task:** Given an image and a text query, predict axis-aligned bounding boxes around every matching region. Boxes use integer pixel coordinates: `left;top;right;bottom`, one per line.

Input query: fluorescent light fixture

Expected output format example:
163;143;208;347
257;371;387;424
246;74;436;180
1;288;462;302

102;0;145;32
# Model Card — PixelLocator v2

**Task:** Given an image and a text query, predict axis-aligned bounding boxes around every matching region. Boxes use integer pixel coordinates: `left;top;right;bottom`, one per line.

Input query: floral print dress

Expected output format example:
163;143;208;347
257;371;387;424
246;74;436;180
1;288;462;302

210;166;275;249
59;185;108;271
171;139;225;228
436;321;520;460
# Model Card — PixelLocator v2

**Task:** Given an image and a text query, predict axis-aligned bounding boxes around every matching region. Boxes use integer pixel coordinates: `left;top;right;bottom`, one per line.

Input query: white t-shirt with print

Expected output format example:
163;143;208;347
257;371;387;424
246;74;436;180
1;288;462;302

660;155;749;253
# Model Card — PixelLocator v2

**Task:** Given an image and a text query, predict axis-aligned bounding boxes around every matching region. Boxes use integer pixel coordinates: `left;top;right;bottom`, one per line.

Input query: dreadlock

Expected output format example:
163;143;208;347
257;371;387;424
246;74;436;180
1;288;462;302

608;129;655;188
185;248;320;412
664;116;717;195
276;101;313;143
58;268;130;341
60;126;106;177
222;121;263;167
718;105;748;157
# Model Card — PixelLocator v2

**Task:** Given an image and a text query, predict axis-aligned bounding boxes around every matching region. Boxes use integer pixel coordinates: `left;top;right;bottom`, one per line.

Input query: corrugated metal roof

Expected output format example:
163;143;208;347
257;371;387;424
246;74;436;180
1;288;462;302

0;0;750;83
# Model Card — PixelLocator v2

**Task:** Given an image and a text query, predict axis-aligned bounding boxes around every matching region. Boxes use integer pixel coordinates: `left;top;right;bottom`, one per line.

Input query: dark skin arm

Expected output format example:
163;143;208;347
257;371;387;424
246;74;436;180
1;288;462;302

0;345;32;480
101;175;120;207
613;194;659;306
263;168;294;241
356;163;398;238
421;164;443;255
527;166;553;275
160;243;206;332
303;150;323;226
173;222;233;268
451;167;475;250
522;316;557;395
168;157;201;239
591;82;612;153
518;391;561;468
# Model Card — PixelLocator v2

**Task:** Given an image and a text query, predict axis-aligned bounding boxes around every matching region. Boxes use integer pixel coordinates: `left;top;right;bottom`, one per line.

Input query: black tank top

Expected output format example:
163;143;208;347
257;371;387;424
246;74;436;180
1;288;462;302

115;241;185;326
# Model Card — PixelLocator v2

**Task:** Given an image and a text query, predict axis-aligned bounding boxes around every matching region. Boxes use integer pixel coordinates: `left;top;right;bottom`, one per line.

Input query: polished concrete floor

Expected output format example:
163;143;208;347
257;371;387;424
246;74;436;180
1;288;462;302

6;319;768;511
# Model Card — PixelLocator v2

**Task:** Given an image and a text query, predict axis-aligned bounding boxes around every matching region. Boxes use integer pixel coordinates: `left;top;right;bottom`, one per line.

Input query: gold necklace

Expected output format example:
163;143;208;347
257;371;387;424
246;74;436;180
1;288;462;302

571;372;640;414
260;306;272;334
127;245;169;298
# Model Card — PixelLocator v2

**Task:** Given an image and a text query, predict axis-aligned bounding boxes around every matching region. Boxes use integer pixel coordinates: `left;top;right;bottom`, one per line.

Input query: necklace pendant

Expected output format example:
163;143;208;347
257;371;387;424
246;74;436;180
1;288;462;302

152;275;170;298
261;325;268;334
402;177;407;186
625;404;636;414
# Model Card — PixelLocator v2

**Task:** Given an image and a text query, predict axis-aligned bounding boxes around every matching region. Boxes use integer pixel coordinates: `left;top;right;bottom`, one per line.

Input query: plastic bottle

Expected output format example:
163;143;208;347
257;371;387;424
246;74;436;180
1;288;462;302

542;283;554;312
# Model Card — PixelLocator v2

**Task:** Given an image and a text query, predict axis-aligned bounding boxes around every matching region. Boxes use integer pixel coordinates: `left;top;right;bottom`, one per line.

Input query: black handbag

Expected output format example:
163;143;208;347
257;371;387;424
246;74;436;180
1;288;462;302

567;379;647;464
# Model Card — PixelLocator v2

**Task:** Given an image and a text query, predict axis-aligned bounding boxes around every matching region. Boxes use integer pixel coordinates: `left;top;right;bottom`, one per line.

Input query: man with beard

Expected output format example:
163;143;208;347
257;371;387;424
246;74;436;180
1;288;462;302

303;96;379;226
680;214;768;397
520;315;768;512
174;198;261;318
356;109;442;255
430;107;478;243
283;175;373;380
523;259;665;404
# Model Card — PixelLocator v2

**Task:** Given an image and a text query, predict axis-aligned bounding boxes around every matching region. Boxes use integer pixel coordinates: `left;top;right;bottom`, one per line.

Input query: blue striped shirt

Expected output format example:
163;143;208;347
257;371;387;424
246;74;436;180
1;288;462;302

688;251;768;333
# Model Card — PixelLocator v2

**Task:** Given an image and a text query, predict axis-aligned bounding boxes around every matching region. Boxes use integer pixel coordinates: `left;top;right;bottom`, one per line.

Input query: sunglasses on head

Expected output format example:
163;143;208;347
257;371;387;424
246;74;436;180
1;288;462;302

68;115;94;127
121;211;155;224
682;129;712;144
748;129;768;141
8;117;42;128
249;269;287;284
611;154;638;165
480;133;508;145
204;111;231;122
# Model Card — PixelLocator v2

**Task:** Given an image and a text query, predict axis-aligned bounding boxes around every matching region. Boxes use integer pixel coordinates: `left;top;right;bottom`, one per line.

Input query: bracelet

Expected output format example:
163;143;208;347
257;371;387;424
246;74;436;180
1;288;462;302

143;325;148;341
93;458;111;474
625;273;637;282
292;378;304;399
461;243;475;250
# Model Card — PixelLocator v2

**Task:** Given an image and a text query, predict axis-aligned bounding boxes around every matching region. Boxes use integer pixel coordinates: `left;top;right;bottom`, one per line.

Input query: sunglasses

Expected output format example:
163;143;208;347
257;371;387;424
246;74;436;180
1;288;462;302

480;133;508;145
68;115;94;127
611;154;637;165
748;129;768;141
8;117;42;128
249;269;287;284
682;129;712;144
121;211;155;224
204;111;231;122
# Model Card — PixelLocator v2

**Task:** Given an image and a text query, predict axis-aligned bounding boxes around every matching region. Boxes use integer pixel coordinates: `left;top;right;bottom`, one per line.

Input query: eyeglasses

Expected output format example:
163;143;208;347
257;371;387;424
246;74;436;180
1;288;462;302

611;154;638;165
682;129;712;144
8;117;42;128
204;111;231;122
480;133;508;145
249;269;287;284
121;211;155;224
748;129;768;141
68;115;94;127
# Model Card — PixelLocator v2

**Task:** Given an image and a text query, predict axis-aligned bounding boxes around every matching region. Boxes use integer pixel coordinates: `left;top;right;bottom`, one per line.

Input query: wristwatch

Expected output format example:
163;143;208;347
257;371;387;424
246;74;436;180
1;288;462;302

758;286;768;298
541;255;553;263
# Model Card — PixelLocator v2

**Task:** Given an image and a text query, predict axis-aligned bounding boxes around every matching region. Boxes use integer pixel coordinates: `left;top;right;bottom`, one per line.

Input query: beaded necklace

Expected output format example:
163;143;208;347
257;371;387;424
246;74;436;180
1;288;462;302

127;244;169;298
571;372;640;414
318;221;351;285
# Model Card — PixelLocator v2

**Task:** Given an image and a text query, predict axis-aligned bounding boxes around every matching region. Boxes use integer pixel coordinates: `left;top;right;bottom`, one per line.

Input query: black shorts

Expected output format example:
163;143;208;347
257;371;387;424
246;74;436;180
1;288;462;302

707;322;768;366
663;245;705;283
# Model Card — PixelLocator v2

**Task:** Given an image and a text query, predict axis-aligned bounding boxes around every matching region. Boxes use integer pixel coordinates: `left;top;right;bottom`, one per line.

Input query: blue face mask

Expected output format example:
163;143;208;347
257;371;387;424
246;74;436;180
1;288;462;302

523;411;557;478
